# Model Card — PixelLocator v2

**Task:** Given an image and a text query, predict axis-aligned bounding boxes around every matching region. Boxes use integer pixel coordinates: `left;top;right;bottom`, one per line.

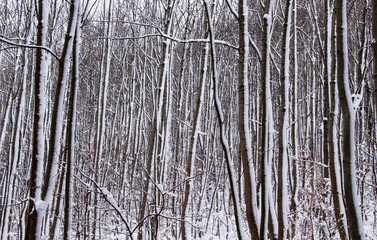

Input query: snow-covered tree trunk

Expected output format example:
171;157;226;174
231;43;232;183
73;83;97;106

0;91;12;153
327;2;349;239
237;1;260;239
335;0;365;239
260;0;274;238
92;1;112;238
63;3;81;239
137;1;174;239
26;0;78;238
373;0;377;111
323;1;331;181
290;1;300;237
1;36;30;239
181;24;209;240
42;0;78;205
203;1;245;239
25;0;50;238
277;1;292;239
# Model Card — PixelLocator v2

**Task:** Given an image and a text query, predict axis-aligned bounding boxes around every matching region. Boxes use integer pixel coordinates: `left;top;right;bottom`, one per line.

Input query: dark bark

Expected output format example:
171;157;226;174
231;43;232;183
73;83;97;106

278;1;292;239
335;0;365;239
25;0;49;238
260;0;273;238
238;0;259;239
328;5;349;240
373;0;377;110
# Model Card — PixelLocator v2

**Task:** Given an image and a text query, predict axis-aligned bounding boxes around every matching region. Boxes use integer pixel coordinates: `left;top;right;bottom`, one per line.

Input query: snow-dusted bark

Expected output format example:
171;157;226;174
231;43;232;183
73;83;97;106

26;0;50;238
0;88;12;154
203;1;246;239
260;0;274;239
335;0;366;239
267;84;278;239
92;1;112;238
237;1;260;239
63;3;81;239
0;46;20;238
277;1;292;239
322;0;331;181
373;0;377;111
181;30;209;240
137;1;174;239
1;43;29;240
329;73;349;240
326;2;349;239
290;1;300;237
42;0;79;204
26;0;79;238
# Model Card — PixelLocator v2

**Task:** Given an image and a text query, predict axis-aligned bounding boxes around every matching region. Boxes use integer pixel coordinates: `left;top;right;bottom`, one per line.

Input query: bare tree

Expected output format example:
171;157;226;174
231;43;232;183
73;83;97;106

203;0;245;238
335;0;365;239
277;1;293;239
237;0;260;238
260;0;275;238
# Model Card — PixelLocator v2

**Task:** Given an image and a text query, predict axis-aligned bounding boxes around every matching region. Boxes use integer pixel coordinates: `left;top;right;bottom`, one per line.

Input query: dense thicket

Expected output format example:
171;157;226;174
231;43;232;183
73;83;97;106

0;0;376;239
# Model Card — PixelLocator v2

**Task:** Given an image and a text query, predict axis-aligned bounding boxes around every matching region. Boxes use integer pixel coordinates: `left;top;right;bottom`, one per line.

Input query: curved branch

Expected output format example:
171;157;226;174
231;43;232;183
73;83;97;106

0;36;60;60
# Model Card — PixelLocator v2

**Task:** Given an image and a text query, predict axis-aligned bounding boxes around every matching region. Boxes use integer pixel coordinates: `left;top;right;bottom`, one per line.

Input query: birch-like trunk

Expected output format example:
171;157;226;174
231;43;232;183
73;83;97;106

42;0;78;205
260;0;274;238
237;1;260;238
26;0;78;238
63;4;81;239
277;1;292;239
373;0;377;111
25;0;50;238
290;0;300;237
335;0;365;239
327;3;349;239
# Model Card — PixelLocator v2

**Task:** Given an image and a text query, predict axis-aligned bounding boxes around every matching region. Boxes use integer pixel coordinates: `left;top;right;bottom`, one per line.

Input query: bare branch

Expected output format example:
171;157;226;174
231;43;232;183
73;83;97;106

0;36;60;60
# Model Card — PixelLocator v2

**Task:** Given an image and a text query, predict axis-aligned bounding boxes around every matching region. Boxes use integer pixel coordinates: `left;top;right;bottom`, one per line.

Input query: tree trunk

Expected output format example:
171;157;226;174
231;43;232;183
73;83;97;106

26;0;78;238
290;0;300;237
181;23;209;240
237;0;260;238
203;1;245;238
25;0;50;238
137;2;174;239
373;0;377;111
327;2;349;239
335;0;365;239
260;0;274;238
63;4;81;239
277;1;292;239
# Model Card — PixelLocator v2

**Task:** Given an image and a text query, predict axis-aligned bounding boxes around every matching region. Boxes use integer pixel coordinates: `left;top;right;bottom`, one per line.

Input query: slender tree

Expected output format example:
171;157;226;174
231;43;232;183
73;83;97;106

237;0;260;238
277;1;293;239
335;0;365;239
260;0;274;238
327;1;349;239
373;0;377;109
26;0;79;238
181;20;209;240
25;0;51;238
203;0;245;238
63;3;81;239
